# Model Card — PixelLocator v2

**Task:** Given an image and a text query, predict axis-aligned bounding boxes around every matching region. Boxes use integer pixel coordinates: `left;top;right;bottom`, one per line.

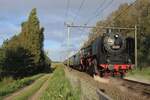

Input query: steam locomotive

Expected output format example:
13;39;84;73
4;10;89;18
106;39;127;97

64;32;135;77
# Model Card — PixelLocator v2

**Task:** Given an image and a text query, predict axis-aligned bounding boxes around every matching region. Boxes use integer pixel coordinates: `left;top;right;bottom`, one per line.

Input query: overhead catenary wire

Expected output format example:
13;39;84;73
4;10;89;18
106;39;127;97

73;0;86;23
65;0;70;21
84;0;107;25
104;0;137;27
74;0;107;38
85;0;114;25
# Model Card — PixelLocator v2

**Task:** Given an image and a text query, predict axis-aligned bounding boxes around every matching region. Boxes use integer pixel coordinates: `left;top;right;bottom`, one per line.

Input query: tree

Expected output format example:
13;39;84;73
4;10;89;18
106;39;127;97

0;8;51;78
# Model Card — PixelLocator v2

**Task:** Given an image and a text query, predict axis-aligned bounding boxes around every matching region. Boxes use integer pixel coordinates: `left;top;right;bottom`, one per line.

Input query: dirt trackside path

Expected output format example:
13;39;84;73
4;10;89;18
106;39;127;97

29;75;51;100
4;74;50;100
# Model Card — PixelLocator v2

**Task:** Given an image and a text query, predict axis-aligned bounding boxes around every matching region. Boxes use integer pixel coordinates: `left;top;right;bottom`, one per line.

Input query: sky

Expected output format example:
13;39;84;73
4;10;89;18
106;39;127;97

0;0;135;61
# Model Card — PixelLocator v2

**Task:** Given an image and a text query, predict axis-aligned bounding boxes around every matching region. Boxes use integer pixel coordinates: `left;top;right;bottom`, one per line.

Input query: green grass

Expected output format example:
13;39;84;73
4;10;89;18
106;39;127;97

0;74;44;99
13;74;50;100
41;64;80;100
127;67;150;80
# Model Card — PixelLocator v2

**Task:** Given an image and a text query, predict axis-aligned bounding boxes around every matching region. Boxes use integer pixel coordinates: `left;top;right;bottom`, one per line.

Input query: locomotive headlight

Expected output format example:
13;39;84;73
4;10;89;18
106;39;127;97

115;34;119;38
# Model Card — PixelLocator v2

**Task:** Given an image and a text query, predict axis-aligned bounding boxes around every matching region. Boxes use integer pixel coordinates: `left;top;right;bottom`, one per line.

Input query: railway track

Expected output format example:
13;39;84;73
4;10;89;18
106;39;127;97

68;66;150;98
121;78;150;98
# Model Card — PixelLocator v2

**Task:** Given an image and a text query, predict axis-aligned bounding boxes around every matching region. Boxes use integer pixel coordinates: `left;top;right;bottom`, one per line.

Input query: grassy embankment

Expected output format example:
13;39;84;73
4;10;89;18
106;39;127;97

41;64;81;100
0;74;44;99
127;67;150;81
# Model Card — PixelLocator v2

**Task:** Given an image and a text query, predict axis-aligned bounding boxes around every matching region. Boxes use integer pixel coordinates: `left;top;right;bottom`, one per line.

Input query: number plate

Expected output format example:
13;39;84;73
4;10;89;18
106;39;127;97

112;45;120;49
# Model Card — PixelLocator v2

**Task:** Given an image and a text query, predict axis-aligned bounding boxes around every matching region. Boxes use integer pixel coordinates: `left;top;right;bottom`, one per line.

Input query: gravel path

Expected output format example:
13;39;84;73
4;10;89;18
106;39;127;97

4;74;49;100
29;75;51;100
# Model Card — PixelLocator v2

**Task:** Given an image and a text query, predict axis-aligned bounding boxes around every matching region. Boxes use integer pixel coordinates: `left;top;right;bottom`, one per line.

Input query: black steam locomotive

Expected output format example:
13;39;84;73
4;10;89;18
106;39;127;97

64;32;135;77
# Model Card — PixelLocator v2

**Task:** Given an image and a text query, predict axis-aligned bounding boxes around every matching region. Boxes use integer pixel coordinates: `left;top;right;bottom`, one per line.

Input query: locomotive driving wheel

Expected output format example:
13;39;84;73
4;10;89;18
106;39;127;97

92;59;100;76
112;70;115;77
98;67;104;77
119;69;124;78
118;66;124;78
87;61;94;76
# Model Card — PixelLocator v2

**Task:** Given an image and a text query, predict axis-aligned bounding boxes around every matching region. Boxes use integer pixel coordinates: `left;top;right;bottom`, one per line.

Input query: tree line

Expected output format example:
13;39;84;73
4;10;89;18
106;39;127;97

83;0;150;67
0;8;51;79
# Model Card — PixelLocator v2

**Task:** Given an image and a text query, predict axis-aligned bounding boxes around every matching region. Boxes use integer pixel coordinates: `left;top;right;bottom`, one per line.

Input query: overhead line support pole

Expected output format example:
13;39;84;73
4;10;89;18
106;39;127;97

67;24;70;67
135;25;138;69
